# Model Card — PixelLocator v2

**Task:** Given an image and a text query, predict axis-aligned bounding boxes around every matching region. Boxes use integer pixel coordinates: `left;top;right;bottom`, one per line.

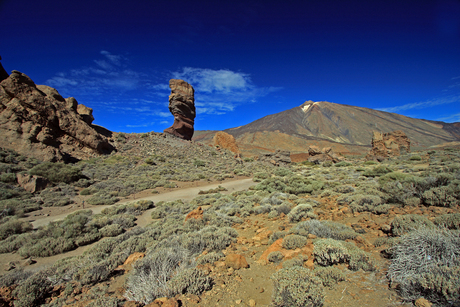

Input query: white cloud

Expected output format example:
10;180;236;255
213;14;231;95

438;112;460;123
167;67;282;115
377;95;460;113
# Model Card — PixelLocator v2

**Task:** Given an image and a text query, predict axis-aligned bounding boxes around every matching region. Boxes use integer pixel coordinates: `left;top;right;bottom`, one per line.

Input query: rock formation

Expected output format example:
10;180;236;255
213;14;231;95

366;130;411;161
163;79;196;140
0;71;115;162
213;131;240;155
307;145;342;164
258;150;291;166
0;56;9;82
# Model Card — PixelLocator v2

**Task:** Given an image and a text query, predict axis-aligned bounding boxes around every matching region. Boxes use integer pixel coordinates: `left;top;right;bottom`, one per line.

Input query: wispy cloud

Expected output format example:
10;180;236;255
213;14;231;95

46;50;147;95
168;67;282;115
438;112;460;123
44;53;282;130
377;95;460;113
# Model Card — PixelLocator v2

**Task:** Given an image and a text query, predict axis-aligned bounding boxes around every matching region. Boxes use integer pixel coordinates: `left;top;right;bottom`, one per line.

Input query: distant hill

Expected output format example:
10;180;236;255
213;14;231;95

193;100;460;157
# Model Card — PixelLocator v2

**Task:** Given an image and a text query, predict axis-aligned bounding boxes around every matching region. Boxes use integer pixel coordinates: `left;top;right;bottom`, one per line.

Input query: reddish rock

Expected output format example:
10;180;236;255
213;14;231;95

258;238;313;265
366;130;410;160
0;71;114;162
185;206;203;222
225;254;249;270
163;79;196;140
16;173;49;193
123;252;145;266
213;131;240;154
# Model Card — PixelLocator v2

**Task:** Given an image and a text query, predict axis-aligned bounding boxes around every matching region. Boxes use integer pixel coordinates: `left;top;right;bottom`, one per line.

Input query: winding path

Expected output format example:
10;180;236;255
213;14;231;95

31;178;256;228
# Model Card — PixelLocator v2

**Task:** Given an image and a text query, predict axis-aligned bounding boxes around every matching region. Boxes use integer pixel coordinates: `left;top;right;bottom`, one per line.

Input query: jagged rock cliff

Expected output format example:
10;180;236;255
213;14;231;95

0;70;114;162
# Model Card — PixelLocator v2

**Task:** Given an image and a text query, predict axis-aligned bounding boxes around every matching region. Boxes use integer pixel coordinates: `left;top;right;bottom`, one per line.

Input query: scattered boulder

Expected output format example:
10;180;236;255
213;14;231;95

163;79;196;140
0;71;115;162
225;254;249;270
213;131;240;155
366;130;410;161
258;150;291;166
307;145;342;164
16;173;49;193
185;206;204;222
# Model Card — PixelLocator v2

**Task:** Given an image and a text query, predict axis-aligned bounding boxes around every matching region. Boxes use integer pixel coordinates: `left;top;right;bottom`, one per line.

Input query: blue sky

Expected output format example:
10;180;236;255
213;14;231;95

1;0;459;133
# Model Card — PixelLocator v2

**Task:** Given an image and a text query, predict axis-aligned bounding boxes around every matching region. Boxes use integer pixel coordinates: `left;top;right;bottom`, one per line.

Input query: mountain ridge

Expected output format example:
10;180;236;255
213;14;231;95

193;100;460;156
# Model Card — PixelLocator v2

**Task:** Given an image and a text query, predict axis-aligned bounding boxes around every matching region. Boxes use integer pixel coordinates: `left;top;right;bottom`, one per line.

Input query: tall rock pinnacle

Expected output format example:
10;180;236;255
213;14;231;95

0;56;9;82
163;79;196;140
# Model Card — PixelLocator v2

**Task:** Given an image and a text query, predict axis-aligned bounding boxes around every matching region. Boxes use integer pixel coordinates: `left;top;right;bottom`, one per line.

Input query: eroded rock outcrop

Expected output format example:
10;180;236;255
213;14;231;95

0;71;115;162
366;130;410;161
258;149;291;166
163;79;196;140
213;131;240;155
307;145;342;164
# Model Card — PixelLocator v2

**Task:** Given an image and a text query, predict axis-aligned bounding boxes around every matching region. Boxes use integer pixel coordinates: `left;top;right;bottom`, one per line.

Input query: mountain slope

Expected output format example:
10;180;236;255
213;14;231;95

194;101;460;156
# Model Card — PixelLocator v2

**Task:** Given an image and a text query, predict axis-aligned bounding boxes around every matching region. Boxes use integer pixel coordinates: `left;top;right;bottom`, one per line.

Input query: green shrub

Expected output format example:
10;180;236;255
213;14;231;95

422;186;459;207
196;251;224;265
334;161;352;167
29;162;83;183
269;231;287;245
313;266;346;288
290;220;357;241
388;227;460;305
434;213;460;230
124;246;195;304
271;267;324;307
287;204;316;222
268;251;284;263
409;155;422;161
0;218;32;240
169;267;213;295
13;268;54;307
254;177;287;193
390;214;435;236
282;257;306;268
313;238;350;266
363;165;392;177
345;242;377;271
282;234;308;250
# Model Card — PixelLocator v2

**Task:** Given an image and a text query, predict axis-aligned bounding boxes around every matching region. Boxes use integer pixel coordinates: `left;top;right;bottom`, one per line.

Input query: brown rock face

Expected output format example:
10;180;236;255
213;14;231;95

225;254;249;270
16;173;49;193
366;130;410;160
0;71;115;162
213;131;240;154
258;150;291;166
163;79;196;140
307;145;342;164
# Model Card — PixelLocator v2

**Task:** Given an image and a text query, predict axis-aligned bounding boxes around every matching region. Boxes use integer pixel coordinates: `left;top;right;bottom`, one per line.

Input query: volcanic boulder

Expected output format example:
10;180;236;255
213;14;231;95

213;131;240;155
0;71;114;162
307;145;342;164
163;79;196;140
366;130;411;160
259;150;291;166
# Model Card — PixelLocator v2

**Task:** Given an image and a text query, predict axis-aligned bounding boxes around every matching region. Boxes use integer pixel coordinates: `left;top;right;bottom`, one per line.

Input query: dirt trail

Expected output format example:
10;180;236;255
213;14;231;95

30;178;255;228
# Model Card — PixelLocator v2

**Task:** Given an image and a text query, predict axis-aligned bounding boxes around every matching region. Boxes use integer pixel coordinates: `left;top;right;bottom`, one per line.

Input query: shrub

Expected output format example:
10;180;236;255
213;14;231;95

334;185;355;193
13;268;54;307
196;251;224;265
268;251;284;263
0;218;32;240
313;238;350;266
345;242;377;271
334;161;352;167
290;220;357;241
313;266;346;288
254;178;287;193
282;234;308;250
124;246;193;304
29;162;83;183
271;267;324;307
169;268;213;295
287;204;316;222
409;155;422;161
390;214;435;236
422;186;459;207
387;227;460;305
434;213;460;230
363;165;392;177
269;231;287;245
282;257;306;268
